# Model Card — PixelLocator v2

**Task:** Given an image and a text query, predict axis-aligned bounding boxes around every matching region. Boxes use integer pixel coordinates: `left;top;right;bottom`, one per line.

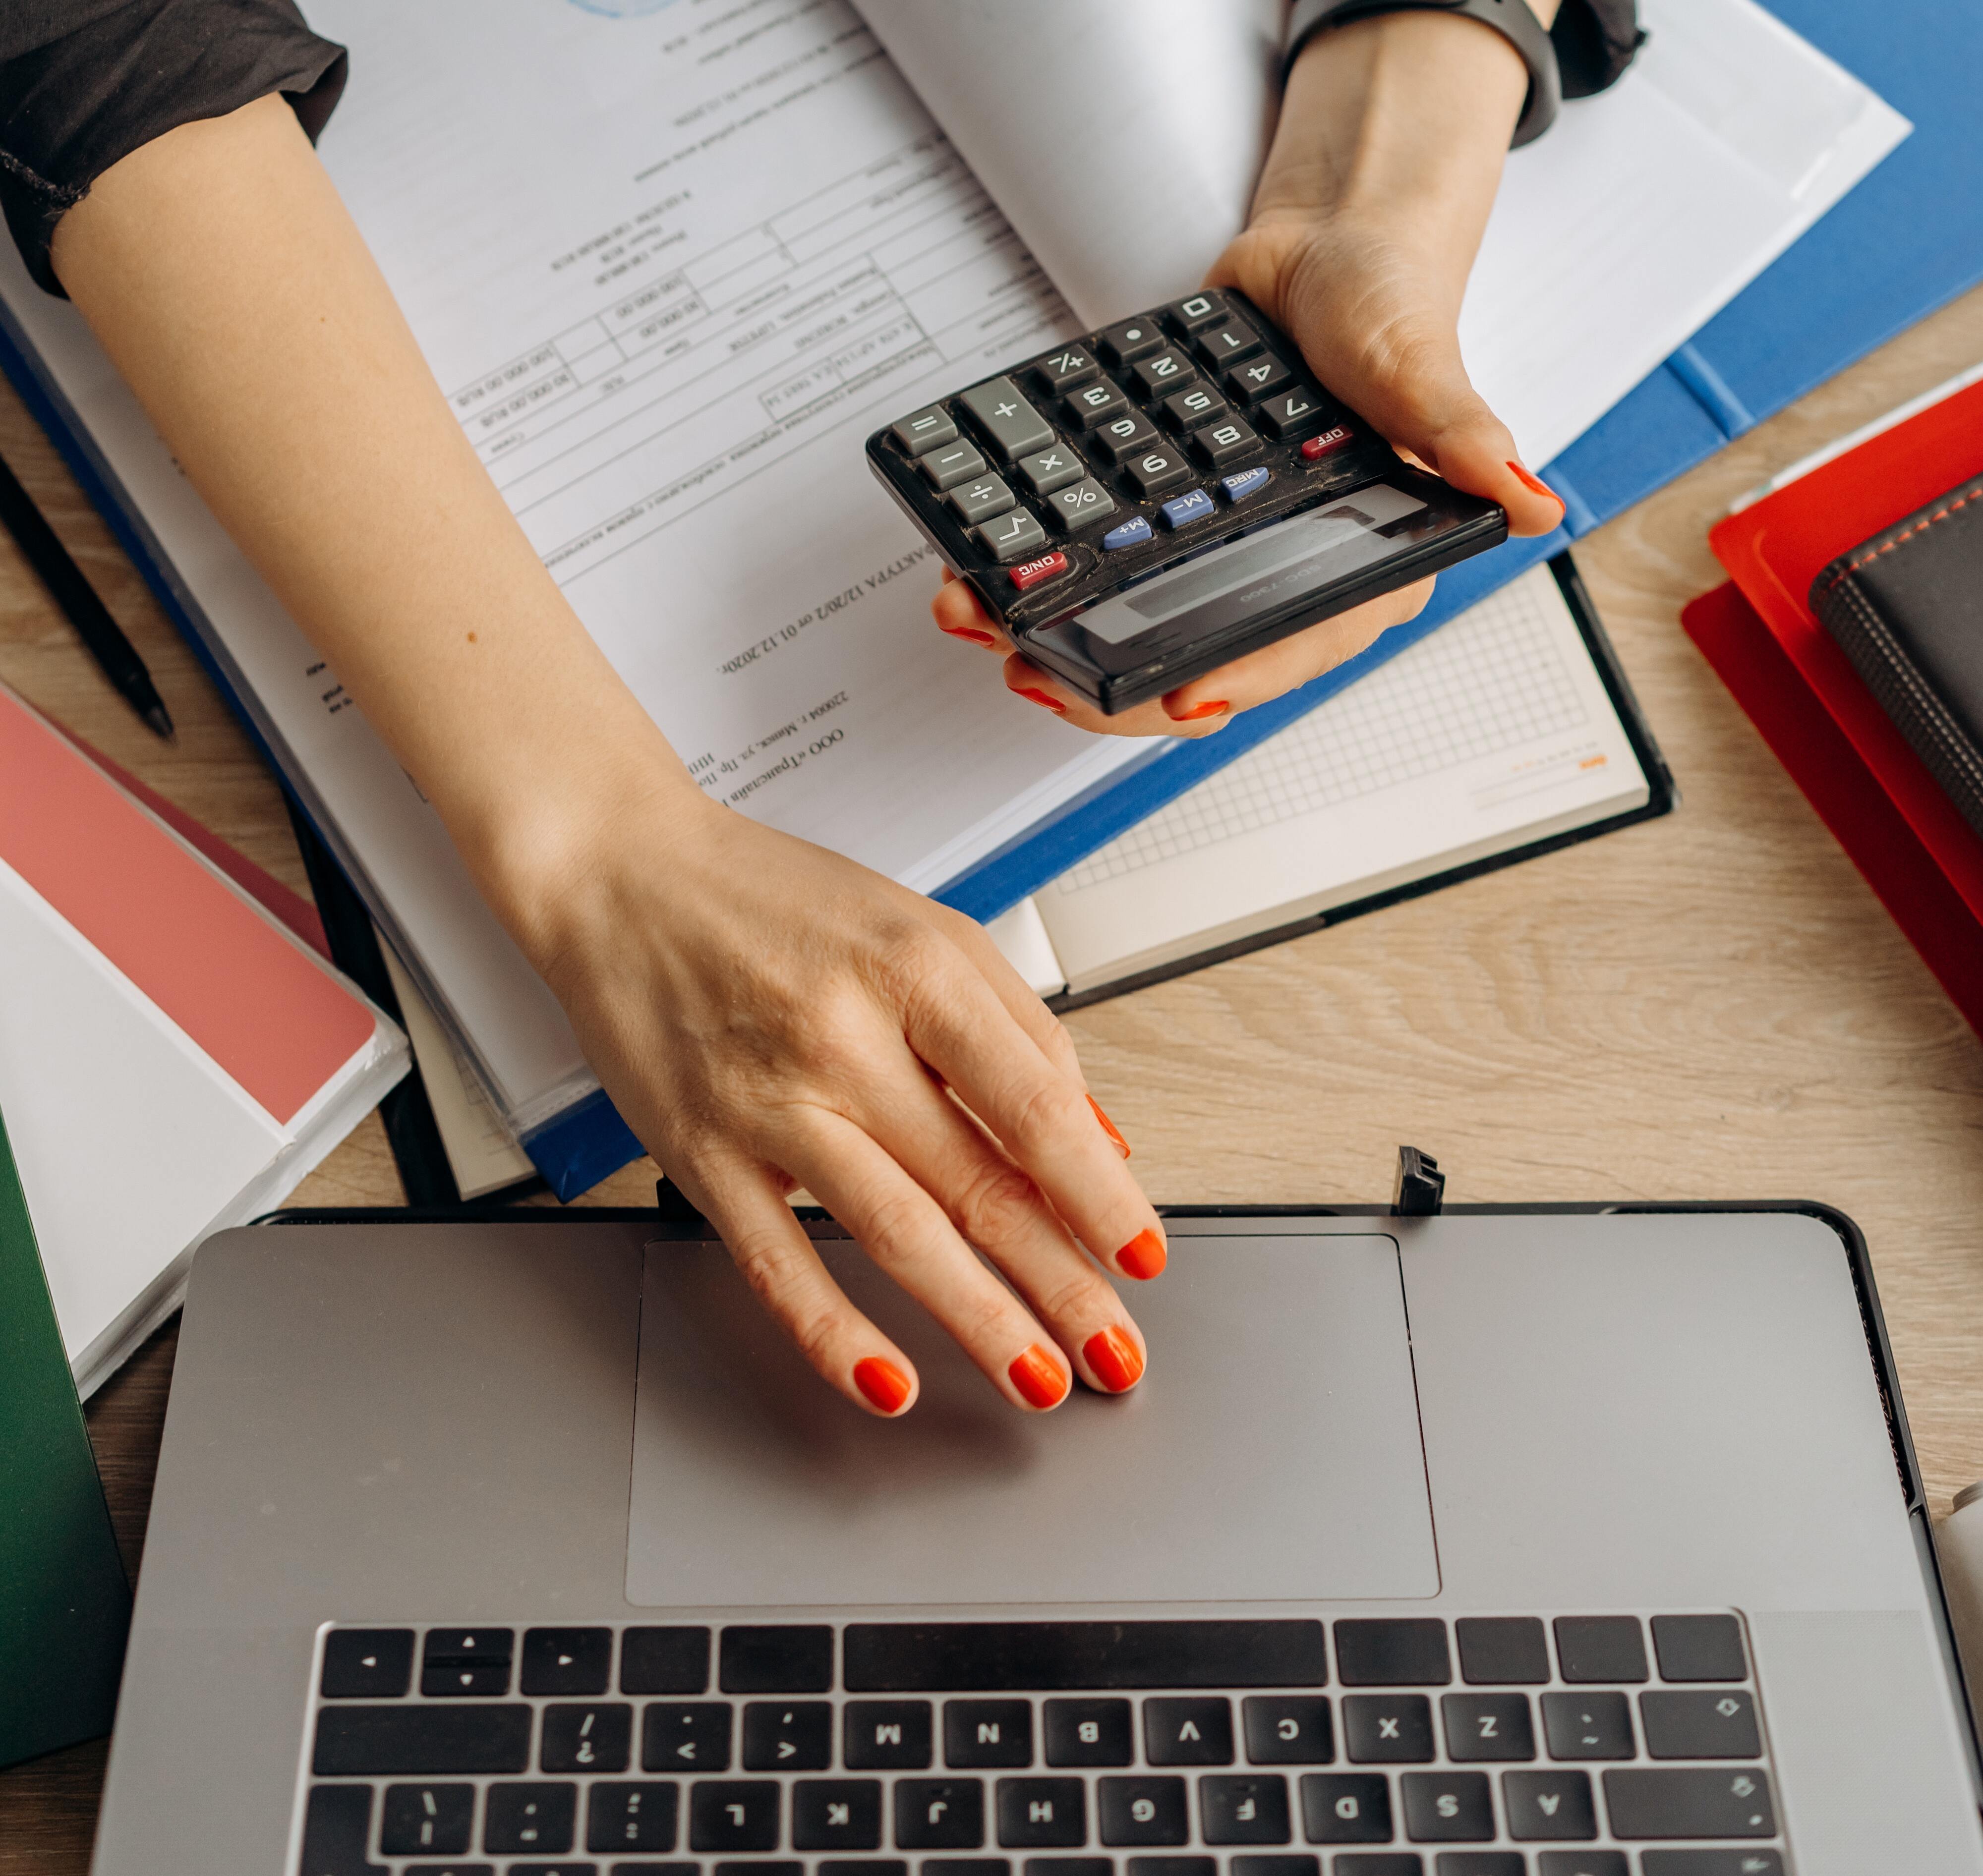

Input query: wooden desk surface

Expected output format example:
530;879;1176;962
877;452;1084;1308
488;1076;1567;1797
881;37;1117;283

5;284;1983;1868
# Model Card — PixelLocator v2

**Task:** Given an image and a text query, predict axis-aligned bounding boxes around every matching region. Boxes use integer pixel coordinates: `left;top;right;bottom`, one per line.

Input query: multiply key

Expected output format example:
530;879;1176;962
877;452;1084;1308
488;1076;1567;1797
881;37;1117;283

960;376;1055;461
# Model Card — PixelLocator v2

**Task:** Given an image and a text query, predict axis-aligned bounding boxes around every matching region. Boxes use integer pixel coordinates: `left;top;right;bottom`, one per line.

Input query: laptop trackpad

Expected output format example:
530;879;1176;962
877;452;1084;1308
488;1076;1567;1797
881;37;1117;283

627;1233;1437;1607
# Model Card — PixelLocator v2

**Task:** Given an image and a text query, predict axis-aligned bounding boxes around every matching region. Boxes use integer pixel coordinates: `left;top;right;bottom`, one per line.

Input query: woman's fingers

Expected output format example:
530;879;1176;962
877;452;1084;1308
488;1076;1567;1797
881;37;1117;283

1156;577;1434;724
901;961;1167;1286
776;1111;1078;1412
680;1153;922;1417
933;570;1013;651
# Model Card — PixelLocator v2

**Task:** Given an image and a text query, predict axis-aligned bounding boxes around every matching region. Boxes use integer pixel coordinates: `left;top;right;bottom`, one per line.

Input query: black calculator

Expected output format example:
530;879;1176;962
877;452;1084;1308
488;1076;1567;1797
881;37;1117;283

867;289;1507;714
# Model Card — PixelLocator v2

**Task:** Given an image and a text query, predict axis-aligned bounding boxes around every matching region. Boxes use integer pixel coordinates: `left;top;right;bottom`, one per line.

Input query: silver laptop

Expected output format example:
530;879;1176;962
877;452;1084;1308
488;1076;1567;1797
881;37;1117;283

91;1204;1983;1875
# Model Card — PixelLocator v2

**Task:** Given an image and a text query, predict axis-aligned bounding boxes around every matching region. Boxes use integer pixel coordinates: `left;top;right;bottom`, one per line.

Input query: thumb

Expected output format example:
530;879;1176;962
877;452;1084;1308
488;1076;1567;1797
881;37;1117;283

1286;300;1566;540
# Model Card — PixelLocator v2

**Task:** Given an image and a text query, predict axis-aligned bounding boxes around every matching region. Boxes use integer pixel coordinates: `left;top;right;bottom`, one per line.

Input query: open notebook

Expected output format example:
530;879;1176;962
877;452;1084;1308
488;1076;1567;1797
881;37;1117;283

990;559;1666;1001
0;0;1900;1195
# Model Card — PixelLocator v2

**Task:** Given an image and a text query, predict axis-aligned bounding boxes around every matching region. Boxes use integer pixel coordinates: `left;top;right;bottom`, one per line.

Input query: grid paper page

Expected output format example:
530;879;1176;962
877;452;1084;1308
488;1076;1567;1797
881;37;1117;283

1060;570;1588;892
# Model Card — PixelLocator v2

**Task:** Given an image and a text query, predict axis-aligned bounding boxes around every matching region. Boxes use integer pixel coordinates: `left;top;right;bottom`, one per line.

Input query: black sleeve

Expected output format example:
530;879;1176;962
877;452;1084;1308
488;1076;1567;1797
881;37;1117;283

0;0;346;295
1551;0;1644;99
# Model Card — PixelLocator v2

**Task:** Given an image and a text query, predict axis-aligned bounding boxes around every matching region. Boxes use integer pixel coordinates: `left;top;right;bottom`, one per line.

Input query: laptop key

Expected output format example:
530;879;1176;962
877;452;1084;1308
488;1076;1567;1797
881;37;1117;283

1199;1773;1292;1844
1126;1860;1215;1876
1097;1774;1188;1844
845;1697;934;1768
1640;1689;1761;1759
843;1621;1329;1691
380;1781;475;1855
642;1701;733;1772
1650;1614;1748;1683
1144;1696;1233;1764
321;1628;413;1699
1440;1694;1534;1762
689;1778;782;1851
720;1624;833;1693
1431;1858;1524;1875
1326;1855;1419;1874
896;1776;988;1848
1231;1858;1319;1876
997;1777;1088;1846
1045;1697;1134;1765
485;1780;579;1854
524;1627;613;1696
1554;1617;1647;1684
1342;1696;1434;1763
425;1627;514;1663
542;1701;632;1772
1638;1854;1784;1876
819;1863;909;1876
585;1779;680;1852
793;1777;885;1849
1502;1769;1597;1841
1537;1854;1628;1876
931;1862;1013;1876
948;1698;1035;1766
1539;1692;1633;1761
1298;1772;1393;1844
313;1703;532;1775
1601;1766;1776;1838
1335;1621;1451;1687
506;1866;595;1876
714;1863;801;1876
621;1626;711;1695
1398;1772;1493;1842
423;1659;511;1696
1241;1697;1333;1766
299;1783;385;1876
744;1698;834;1769
1454;1619;1549;1687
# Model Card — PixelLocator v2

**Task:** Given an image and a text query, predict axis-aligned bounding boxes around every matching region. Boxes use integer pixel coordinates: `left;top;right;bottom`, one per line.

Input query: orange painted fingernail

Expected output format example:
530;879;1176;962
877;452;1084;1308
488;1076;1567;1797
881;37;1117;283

1009;1343;1069;1409
1087;1093;1131;1159
1117;1227;1166;1280
854;1356;912;1415
1014;686;1067;714
1506;460;1566;512
940;623;999;645
1165;698;1230;722
1083;1324;1145;1393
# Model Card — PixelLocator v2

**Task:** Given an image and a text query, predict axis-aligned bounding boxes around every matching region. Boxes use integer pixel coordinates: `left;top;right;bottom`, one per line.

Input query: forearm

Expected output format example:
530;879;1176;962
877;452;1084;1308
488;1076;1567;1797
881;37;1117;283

49;95;698;949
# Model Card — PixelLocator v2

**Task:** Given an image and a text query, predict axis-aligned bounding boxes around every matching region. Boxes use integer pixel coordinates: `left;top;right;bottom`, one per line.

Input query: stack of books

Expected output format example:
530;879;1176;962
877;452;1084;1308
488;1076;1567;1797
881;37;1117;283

1687;365;1983;1036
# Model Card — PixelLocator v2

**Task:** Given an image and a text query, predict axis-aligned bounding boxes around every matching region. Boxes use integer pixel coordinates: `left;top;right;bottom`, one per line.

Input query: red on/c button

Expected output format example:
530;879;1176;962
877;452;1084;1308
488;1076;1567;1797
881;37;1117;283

1008;551;1069;592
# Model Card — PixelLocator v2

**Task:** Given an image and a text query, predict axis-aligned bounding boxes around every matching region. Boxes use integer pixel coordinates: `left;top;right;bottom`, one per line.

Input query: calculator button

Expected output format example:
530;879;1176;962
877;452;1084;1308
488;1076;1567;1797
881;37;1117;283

1132;350;1196;398
1221;467;1272;504
1123;448;1191;499
1166;290;1228;331
1094;410;1161;463
1300;426;1354;462
1099;317;1166;366
1064;380;1132;429
960;376;1056;462
923;440;988;491
1257;389;1330;441
950;475;1017;526
893;407;960;456
1045;477;1117;532
1159;489;1216;530
1102;516;1154;552
976;509;1050;562
1016;442;1086;497
1036;345;1103;395
1195;321;1264;367
1009;551;1071;592
1162;386;1227;433
1193;418;1260;468
1225;355;1293;405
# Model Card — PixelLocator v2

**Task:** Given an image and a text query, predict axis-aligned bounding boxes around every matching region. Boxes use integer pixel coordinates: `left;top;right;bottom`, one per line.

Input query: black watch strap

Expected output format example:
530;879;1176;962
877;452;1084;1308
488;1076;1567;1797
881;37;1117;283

1283;0;1564;147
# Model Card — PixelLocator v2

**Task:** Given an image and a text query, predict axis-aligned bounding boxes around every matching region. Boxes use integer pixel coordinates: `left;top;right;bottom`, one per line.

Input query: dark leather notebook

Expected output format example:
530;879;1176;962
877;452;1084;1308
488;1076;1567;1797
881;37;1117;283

1812;475;1983;838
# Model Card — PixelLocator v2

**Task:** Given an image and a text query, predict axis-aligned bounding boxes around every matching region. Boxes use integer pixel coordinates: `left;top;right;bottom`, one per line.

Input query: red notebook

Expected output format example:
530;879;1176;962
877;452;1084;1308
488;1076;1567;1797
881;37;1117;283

1691;365;1983;1033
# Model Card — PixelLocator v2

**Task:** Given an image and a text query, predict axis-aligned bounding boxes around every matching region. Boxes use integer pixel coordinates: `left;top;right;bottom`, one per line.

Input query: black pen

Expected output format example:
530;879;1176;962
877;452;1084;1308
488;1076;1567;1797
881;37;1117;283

0;446;173;739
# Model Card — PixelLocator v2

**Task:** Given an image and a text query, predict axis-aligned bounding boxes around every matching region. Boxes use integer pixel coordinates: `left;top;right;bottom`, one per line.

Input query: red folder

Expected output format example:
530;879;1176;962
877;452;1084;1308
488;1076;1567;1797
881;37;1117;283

1687;369;1983;1035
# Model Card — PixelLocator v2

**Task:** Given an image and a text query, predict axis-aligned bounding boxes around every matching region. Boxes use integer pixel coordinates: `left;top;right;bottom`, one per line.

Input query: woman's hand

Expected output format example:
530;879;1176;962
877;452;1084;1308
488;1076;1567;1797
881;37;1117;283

936;7;1567;736
515;773;1166;1418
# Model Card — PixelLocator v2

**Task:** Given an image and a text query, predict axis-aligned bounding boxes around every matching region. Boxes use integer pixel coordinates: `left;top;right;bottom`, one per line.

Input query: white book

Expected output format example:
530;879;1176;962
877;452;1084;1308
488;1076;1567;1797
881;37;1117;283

0;0;1902;1186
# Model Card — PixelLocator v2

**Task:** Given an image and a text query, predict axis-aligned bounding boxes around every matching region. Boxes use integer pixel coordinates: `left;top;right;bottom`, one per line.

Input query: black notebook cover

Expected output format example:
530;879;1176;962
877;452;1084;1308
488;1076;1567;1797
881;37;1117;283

1812;476;1983;839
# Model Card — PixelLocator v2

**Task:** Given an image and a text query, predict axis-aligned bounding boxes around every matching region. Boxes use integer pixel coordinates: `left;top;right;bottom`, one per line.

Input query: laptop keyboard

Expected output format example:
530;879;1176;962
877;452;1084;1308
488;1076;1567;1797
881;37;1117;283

297;1614;1786;1876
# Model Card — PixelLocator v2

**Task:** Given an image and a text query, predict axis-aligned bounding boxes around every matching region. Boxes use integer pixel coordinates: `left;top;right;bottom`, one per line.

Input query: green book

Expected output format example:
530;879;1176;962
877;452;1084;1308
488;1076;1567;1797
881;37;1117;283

0;1104;131;1768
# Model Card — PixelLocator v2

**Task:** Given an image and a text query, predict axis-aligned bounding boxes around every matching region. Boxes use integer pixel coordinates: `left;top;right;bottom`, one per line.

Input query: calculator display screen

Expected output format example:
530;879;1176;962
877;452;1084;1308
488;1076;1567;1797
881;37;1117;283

1075;482;1429;647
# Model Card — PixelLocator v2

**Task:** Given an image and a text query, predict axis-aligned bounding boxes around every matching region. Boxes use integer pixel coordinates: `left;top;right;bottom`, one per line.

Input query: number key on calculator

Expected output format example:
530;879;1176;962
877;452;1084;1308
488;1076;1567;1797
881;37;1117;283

867;289;1506;713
